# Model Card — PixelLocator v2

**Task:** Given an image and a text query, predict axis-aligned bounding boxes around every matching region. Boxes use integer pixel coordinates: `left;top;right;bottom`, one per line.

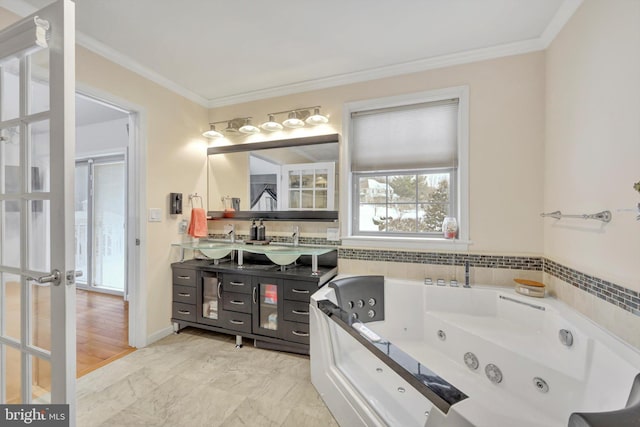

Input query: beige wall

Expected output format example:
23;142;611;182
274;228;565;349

545;0;640;293
0;8;209;343
75;47;209;341
208;52;546;255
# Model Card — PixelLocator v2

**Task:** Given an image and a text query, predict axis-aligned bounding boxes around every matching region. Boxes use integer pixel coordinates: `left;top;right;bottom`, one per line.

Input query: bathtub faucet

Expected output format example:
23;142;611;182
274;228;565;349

464;261;471;288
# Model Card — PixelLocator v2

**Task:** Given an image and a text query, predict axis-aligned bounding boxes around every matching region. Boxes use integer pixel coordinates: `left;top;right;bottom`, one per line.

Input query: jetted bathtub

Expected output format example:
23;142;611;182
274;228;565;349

310;276;640;427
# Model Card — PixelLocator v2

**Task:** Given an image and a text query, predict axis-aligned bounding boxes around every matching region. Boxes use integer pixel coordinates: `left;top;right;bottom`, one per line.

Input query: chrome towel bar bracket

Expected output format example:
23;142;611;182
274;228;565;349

540;210;612;223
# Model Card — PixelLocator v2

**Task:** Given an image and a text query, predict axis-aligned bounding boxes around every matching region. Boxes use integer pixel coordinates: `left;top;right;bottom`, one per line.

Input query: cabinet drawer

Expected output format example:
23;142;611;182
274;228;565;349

223;291;251;314
172;302;196;322
283;300;310;324
283;280;318;302
282;321;310;345
173;285;196;304
223;274;252;294
223;312;252;334
173;268;196;287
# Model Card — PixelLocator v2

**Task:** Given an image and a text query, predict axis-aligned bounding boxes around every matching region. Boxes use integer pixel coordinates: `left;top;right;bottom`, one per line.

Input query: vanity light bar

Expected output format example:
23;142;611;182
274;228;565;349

203;106;329;139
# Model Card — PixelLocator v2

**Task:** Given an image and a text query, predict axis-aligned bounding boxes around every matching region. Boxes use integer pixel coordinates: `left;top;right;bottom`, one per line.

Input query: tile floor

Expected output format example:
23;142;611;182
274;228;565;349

76;328;338;427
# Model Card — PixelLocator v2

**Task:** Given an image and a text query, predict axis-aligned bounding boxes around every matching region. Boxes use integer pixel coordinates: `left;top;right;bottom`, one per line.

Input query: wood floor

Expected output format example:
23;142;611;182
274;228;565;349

76;289;134;377
4;286;133;403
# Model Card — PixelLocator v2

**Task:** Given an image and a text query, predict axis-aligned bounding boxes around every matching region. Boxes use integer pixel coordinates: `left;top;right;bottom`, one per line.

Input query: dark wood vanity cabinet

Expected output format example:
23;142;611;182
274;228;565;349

171;260;336;355
171;267;197;322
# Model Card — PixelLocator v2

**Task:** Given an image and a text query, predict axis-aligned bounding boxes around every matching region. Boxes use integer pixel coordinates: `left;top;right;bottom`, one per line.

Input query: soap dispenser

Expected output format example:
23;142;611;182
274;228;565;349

257;219;266;241
250;219;258;241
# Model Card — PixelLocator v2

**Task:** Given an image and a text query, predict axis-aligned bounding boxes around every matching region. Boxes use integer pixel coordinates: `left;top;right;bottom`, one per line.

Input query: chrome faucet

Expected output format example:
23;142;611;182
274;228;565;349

292;226;299;247
464;261;471;288
226;224;236;243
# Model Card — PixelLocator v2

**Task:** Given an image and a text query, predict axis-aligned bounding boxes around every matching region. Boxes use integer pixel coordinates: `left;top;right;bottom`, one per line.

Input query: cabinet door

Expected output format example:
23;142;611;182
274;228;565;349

252;277;283;339
197;271;225;327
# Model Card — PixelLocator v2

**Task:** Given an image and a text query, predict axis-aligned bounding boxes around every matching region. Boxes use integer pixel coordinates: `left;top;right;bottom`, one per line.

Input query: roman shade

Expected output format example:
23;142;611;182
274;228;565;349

351;99;459;172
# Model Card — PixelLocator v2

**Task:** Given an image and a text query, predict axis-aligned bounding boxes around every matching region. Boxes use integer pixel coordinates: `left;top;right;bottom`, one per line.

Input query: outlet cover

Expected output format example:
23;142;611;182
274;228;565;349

148;208;162;222
326;227;340;241
178;219;188;234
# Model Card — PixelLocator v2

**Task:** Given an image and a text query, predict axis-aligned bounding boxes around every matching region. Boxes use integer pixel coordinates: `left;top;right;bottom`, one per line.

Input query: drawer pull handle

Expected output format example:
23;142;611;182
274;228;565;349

230;300;245;305
253;287;257;304
217;282;222;299
177;275;191;280
291;288;310;294
177;310;191;315
177;292;191;297
292;309;309;316
292;330;309;337
230;281;245;286
229;319;244;325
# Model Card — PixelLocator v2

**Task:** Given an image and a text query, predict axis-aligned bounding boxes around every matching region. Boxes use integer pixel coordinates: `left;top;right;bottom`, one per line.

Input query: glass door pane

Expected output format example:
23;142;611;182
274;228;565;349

92;161;125;291
1;273;21;341
74;163;89;285
253;279;281;338
202;273;220;321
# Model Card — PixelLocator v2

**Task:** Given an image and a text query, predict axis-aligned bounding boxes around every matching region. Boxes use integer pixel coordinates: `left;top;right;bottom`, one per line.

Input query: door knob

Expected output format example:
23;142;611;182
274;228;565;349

27;269;61;286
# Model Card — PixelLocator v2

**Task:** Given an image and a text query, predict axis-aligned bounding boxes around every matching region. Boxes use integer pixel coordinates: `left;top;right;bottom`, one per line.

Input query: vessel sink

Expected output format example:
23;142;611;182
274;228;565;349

263;247;301;266
198;244;232;260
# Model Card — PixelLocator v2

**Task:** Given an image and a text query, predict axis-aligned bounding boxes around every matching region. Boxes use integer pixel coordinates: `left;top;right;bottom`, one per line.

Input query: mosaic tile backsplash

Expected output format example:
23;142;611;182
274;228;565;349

204;233;637;317
338;247;639;317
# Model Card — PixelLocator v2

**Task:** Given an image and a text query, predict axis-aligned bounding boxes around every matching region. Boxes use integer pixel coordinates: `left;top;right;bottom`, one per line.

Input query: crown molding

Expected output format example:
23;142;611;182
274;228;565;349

2;0;581;110
75;33;209;107
0;0;209;107
0;0;35;16
206;37;547;108
539;0;583;48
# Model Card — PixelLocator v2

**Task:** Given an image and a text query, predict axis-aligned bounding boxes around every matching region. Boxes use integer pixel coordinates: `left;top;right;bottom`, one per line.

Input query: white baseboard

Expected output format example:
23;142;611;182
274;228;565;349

146;326;174;346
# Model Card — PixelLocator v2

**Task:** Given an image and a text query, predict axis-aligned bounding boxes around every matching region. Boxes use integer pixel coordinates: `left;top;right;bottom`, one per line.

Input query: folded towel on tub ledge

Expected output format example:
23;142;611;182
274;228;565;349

187;207;208;238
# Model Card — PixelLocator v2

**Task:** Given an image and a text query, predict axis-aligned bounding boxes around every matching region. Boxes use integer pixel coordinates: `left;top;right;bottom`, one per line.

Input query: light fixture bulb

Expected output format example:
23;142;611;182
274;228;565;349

260;114;284;132
283;111;305;129
305;108;329;125
239;119;260;135
202;124;223;138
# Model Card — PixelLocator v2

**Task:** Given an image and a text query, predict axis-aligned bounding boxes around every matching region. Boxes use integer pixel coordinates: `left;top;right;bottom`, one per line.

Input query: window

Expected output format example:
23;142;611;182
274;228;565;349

346;87;468;242
355;169;455;235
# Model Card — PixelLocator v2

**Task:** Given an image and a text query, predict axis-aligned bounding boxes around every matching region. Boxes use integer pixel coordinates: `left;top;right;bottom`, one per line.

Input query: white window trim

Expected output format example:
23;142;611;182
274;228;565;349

341;86;470;250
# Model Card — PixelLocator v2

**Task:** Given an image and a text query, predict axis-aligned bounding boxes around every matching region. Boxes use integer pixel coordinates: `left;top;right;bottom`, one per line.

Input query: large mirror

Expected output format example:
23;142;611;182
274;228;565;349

207;134;339;221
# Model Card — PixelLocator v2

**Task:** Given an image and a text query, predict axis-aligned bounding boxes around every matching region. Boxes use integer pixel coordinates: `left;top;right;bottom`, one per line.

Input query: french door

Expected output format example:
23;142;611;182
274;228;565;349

0;0;76;422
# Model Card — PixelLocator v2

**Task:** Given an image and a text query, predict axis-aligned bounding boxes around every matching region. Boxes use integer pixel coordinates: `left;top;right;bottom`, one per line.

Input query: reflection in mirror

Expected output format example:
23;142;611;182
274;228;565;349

207;135;339;220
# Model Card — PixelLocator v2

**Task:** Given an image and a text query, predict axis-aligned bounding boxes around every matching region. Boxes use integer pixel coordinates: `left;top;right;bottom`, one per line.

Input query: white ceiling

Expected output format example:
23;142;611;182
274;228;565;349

1;0;582;107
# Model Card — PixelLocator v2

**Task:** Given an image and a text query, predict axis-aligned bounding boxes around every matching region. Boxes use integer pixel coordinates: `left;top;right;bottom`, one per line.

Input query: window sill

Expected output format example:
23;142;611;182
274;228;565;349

341;236;472;251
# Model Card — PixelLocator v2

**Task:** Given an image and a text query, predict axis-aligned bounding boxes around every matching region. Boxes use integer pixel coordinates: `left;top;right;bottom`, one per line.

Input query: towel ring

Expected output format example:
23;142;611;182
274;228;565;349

189;193;203;209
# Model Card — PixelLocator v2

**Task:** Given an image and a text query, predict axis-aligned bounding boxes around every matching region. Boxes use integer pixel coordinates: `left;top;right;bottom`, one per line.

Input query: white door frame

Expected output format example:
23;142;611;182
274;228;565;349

74;85;148;348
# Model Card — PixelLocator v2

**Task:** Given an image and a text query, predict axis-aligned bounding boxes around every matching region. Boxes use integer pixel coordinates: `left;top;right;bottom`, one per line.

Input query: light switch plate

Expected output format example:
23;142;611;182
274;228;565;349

148;208;162;222
326;227;340;241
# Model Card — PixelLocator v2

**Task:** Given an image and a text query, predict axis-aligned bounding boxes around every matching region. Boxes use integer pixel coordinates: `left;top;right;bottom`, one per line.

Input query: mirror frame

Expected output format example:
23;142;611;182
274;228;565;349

207;133;340;221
